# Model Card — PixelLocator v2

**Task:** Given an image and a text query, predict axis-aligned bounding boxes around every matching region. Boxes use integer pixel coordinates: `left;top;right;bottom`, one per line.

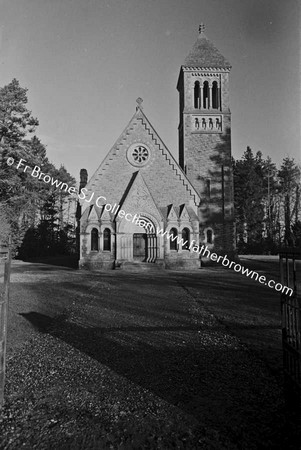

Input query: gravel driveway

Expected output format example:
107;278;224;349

0;260;300;449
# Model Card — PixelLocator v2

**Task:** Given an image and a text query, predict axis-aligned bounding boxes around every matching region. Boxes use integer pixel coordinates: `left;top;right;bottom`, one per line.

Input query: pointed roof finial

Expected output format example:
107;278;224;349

184;23;231;67
199;23;205;34
136;97;143;110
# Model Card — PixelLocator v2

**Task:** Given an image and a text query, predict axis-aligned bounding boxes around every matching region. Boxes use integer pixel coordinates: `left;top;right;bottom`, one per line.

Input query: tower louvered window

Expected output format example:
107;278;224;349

203;81;209;109
212;81;219;109
194;81;200;109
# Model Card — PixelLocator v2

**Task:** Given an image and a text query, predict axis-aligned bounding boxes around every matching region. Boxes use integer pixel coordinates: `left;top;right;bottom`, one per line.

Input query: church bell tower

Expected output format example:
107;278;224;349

177;24;235;253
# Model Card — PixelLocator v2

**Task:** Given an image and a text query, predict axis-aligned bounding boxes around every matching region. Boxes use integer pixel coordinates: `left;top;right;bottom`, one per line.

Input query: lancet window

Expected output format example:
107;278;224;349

91;228;99;251
103;228;111;251
170;228;178;251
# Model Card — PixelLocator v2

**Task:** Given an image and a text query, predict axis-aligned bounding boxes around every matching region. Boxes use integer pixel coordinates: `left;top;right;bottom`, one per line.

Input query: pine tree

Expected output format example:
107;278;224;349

278;157;301;245
0;79;77;255
233;147;265;252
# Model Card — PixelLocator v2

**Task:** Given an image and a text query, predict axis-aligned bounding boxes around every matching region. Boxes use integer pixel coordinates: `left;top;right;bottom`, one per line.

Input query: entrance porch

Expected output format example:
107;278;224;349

116;215;161;265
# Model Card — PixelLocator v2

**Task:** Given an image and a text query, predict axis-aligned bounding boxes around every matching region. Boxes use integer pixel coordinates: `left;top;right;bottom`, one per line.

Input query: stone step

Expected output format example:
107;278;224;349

120;261;164;272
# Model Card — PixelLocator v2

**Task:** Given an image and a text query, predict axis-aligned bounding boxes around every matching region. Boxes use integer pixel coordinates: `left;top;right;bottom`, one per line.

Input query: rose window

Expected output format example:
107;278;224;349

132;146;149;163
127;144;150;167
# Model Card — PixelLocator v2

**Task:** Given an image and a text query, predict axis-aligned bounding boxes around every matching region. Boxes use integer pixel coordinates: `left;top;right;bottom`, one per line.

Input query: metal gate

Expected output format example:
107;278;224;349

279;248;301;403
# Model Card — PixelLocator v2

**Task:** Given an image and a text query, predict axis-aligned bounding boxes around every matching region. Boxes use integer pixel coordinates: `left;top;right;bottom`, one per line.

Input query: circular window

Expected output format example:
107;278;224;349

127;144;150;167
132;145;149;163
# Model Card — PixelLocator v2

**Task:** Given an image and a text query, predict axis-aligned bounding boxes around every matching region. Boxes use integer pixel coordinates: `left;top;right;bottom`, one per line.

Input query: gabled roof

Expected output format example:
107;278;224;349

184;28;231;69
83;101;200;210
117;171;164;222
80;204;101;229
179;204;190;220
88;205;99;222
159;204;199;223
166;204;179;221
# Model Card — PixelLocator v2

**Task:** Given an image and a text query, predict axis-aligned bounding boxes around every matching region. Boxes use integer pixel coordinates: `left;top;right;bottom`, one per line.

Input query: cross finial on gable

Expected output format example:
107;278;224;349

136;97;143;110
199;23;205;34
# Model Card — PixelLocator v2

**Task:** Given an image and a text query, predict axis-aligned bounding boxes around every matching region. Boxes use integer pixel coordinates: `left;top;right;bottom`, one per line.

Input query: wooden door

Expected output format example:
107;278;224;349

133;233;147;260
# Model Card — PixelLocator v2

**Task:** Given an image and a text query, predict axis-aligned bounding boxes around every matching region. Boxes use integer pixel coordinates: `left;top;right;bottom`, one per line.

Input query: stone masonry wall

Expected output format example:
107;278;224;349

81;116;199;219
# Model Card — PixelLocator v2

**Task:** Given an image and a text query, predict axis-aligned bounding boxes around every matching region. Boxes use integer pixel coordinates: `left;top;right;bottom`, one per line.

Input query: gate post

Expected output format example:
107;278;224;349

0;235;12;407
279;247;301;406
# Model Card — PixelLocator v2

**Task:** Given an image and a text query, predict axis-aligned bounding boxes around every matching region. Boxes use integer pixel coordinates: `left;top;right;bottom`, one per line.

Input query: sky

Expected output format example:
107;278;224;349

0;0;300;180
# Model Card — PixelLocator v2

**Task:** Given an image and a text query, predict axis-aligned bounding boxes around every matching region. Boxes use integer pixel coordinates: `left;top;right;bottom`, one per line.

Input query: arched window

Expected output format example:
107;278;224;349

91;228;99;251
212;81;219;109
194;81;200;109
206;229;213;244
203;81;209;109
182;228;190;250
169;228;178;251
103;228;111;251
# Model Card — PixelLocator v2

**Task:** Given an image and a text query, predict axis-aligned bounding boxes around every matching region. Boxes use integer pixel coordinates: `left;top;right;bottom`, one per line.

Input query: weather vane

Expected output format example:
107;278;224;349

199;23;205;34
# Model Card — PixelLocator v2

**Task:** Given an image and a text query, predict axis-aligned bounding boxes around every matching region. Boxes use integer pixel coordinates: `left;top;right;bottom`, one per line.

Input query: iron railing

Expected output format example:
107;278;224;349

279;247;301;403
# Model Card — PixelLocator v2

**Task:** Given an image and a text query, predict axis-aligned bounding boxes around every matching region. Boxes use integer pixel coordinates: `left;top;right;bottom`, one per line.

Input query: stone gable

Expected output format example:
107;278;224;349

117;171;163;223
81;108;200;215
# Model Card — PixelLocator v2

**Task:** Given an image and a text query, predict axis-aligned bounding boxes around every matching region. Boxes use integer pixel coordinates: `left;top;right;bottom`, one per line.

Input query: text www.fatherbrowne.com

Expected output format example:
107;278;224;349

7;157;293;297
157;228;294;297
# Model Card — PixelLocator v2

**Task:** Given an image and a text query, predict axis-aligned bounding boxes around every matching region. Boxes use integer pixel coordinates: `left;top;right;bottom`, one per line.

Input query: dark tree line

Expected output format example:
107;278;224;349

233;147;301;253
0;79;77;258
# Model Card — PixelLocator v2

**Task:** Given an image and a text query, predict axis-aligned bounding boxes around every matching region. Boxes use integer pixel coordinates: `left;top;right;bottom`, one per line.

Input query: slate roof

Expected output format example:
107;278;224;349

184;31;231;68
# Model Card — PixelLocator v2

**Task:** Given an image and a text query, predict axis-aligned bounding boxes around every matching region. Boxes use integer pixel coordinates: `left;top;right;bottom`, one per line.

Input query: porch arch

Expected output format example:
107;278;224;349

116;213;159;262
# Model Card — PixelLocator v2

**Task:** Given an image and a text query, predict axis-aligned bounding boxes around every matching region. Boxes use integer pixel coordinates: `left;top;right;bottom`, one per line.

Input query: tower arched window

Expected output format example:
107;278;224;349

203;81;209;109
206;229;213;244
212;81;219;109
169;228;178;251
103;228;111;251
91;228;99;251
194;81;200;109
182;228;190;250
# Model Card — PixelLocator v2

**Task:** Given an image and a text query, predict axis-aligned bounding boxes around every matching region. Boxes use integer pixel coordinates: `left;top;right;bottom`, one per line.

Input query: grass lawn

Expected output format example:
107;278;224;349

0;258;300;449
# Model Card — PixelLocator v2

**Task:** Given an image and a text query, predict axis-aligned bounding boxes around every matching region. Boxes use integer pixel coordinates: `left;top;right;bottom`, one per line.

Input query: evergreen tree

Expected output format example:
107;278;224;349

0;79;39;233
233;147;265;252
234;149;301;253
0;79;77;255
278;157;301;245
260;156;280;250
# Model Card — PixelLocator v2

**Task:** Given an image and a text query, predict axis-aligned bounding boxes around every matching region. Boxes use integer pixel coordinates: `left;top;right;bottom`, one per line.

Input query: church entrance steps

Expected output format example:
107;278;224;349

118;261;164;272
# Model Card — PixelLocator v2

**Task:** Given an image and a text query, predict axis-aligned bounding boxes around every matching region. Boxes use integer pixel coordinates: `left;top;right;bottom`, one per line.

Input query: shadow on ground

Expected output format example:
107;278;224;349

20;310;298;449
18;255;79;268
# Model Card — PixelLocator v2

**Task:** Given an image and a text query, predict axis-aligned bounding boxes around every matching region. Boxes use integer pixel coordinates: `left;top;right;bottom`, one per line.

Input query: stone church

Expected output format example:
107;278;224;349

77;25;235;270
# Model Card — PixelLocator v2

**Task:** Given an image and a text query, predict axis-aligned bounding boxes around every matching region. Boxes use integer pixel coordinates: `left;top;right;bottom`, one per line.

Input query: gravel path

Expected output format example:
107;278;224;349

0;261;300;449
